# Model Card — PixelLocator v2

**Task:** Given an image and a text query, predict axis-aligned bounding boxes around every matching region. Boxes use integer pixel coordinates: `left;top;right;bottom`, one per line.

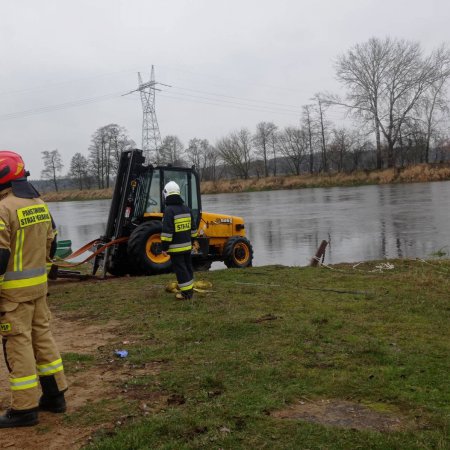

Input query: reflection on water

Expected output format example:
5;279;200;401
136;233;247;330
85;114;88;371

49;181;450;267
49;200;110;253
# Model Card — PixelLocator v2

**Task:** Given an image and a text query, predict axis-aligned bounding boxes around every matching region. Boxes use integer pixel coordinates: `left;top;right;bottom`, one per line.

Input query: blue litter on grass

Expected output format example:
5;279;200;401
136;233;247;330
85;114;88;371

114;350;128;358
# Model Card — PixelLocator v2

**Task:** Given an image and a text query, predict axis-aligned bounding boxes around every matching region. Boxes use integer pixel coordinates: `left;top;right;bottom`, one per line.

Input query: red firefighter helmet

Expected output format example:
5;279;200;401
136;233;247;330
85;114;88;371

0;151;26;185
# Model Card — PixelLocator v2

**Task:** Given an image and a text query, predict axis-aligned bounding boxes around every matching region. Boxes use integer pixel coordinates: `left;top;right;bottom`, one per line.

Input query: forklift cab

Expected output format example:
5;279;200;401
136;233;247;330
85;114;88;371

137;166;202;230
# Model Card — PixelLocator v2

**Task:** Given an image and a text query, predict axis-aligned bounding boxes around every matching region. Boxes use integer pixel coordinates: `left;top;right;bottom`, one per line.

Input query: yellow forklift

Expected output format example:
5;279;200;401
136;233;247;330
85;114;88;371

92;149;253;276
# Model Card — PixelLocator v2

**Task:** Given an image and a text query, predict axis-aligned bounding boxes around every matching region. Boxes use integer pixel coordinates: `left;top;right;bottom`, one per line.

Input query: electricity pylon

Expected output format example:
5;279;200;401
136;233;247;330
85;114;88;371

124;65;169;162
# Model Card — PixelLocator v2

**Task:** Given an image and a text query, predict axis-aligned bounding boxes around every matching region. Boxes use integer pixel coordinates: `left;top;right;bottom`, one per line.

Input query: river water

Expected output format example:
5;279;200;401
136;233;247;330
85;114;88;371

49;181;450;267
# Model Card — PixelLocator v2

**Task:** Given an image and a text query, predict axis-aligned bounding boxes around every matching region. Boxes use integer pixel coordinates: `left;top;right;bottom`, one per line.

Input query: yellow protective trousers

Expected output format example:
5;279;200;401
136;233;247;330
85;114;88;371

0;295;67;410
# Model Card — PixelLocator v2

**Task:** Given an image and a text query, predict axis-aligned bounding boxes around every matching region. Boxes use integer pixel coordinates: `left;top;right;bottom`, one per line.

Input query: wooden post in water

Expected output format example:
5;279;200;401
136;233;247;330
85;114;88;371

310;240;328;267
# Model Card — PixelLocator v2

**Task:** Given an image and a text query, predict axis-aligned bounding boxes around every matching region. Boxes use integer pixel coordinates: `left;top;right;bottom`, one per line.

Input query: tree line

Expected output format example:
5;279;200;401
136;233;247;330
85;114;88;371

40;37;450;191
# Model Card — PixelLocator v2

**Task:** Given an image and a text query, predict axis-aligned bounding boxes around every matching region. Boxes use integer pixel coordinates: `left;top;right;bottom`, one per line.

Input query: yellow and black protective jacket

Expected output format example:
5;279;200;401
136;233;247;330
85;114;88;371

161;195;198;254
0;186;54;304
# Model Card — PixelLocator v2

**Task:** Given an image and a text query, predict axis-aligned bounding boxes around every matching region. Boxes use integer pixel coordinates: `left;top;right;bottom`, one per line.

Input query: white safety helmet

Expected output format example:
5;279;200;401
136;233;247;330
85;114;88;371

163;181;180;198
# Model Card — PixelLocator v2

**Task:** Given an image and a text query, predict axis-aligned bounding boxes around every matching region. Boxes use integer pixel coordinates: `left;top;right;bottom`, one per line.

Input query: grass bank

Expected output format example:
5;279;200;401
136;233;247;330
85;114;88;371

41;163;450;202
202;164;450;194
47;259;449;449
43;187;113;202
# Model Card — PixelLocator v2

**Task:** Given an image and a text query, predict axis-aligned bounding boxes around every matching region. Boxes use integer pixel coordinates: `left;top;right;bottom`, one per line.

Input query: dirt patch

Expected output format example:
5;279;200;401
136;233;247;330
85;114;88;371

51;314;121;355
272;399;414;432
0;315;165;449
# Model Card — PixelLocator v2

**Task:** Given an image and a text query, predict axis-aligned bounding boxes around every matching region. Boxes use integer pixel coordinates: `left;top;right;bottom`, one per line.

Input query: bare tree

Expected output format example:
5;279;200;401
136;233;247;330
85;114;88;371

396;118;427;165
217;129;252;179
186;138;203;170
277;126;308;175
159;135;185;165
89;132;106;189
333;37;450;168
350;135;374;171
415;47;450;162
333;37;391;168
422;83;448;163
302;105;315;174
269;130;278;176
186;138;213;180
41;149;63;192
88;124;134;189
328;128;360;172
69;153;89;190
311;94;331;172
203;144;220;181
109;126;135;174
253;122;277;177
434;135;450;163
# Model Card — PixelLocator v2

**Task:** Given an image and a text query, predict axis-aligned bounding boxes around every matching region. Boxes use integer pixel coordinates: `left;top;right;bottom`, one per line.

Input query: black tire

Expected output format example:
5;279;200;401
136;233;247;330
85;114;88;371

107;255;131;276
223;236;253;268
106;243;141;276
127;221;172;275
192;259;212;272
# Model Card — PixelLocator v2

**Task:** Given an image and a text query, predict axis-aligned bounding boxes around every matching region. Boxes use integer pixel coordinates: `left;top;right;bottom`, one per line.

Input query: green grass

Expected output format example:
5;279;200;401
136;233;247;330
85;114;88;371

48;259;450;449
61;352;95;375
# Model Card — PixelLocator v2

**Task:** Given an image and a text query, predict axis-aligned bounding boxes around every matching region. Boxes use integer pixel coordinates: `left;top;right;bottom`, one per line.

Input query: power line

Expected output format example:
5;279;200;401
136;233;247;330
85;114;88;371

0;88;349;122
158;91;301;116
0;72;347;123
0;67;146;97
169;84;301;109
0;88;299;122
0;91;123;121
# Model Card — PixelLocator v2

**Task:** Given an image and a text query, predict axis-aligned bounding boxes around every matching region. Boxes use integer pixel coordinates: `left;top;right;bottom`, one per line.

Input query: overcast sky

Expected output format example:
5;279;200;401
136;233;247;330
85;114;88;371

1;0;449;178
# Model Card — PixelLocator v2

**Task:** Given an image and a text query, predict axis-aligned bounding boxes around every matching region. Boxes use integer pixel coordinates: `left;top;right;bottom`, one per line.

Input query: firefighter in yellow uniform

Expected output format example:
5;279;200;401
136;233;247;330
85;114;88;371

0;151;67;428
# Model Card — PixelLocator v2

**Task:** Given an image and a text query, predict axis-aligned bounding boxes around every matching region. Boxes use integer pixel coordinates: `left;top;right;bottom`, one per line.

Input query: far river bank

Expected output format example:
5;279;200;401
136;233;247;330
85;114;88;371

41;163;450;202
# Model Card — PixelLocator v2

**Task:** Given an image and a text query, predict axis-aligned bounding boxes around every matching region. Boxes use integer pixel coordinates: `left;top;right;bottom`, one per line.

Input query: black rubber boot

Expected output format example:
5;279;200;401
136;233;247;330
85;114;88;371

0;409;39;428
39;392;66;413
39;375;67;413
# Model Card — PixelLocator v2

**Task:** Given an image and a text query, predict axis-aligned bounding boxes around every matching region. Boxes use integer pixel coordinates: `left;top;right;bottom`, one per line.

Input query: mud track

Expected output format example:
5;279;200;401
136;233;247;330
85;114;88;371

0;314;165;450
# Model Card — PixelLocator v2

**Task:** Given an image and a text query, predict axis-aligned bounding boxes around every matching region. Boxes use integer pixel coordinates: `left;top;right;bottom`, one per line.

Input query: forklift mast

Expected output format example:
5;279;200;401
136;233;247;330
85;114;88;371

104;149;147;241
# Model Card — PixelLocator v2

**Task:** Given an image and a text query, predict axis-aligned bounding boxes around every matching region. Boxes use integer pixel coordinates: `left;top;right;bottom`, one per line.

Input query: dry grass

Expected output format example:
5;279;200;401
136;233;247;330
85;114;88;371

397;164;450;182
42;188;113;202
202;164;450;194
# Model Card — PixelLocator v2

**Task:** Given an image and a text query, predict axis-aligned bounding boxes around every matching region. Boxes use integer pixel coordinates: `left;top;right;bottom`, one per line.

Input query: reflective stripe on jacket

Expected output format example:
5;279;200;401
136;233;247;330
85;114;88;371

161;201;196;254
0;188;54;302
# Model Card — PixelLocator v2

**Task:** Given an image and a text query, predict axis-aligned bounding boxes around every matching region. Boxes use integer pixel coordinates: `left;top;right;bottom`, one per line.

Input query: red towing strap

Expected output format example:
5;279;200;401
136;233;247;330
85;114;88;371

55;237;129;268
